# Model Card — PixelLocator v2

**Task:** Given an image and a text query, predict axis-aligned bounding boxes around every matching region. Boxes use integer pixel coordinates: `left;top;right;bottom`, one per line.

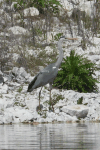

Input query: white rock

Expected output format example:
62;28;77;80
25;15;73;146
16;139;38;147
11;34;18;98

56;115;65;122
59;0;73;16
0;116;3;124
60;0;95;17
96;83;100;92
13;13;21;20
26;49;37;57
45;32;57;42
12;67;19;75
0;32;10;37
54;99;68;108
59;112;78;122
3;114;13;124
55;108;59;113
12;53;20;61
61;105;89;119
45;117;52;123
47;112;57;119
0;9;4;15
87;55;100;63
8;26;29;35
13;117;20;123
87;106;95;115
10;108;33;122
45;46;53;55
18;67;29;79
24;7;39;17
25;98;39;111
0;103;4;114
0;110;14;124
95;71;100;81
52;17;60;25
0;84;8;94
80;1;95;18
4;12;11;21
12;67;30;80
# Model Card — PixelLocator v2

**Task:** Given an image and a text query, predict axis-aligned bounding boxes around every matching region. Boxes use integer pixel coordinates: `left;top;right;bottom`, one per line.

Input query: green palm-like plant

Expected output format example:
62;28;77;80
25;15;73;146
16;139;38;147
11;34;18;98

53;50;99;93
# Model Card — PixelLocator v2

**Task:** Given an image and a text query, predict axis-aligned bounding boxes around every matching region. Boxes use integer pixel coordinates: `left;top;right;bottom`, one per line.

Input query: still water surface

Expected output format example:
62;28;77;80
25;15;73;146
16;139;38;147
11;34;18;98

0;123;100;150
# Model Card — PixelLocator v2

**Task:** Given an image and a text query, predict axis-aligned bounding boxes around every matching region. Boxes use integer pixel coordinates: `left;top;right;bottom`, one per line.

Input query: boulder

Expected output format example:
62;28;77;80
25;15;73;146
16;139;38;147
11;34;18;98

3;114;13;124
61;105;89;119
59;0;73;16
45;46;53;55
11;67;30;80
13;108;33;123
0;84;8;94
60;0;95;18
0;9;4;15
8;26;29;35
80;1;95;18
24;7;39;17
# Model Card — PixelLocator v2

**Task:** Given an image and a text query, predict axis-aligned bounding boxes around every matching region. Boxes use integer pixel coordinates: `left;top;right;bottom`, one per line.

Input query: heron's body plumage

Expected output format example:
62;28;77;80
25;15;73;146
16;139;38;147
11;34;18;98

27;63;58;92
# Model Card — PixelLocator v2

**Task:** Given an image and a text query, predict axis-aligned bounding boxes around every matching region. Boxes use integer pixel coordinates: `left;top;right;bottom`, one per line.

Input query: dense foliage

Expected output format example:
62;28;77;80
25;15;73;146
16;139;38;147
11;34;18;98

33;0;61;14
7;0;61;14
53;50;98;93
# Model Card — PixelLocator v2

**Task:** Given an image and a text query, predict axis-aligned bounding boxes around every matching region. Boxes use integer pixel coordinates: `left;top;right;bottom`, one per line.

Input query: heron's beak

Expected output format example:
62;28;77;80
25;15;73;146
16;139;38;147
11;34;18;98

65;37;78;40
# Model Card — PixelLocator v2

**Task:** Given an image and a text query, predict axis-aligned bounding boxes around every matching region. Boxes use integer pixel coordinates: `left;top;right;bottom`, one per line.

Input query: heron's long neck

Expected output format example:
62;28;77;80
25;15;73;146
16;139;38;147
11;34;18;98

55;40;63;68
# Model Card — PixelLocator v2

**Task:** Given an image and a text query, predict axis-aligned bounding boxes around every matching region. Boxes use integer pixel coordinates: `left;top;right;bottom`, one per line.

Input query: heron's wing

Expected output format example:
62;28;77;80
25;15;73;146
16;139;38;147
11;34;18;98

28;63;58;91
38;63;58;85
28;73;39;91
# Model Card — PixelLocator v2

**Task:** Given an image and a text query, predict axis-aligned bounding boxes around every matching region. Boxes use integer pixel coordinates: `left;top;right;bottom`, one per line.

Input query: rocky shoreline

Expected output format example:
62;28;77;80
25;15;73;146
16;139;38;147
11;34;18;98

0;0;100;124
0;66;100;124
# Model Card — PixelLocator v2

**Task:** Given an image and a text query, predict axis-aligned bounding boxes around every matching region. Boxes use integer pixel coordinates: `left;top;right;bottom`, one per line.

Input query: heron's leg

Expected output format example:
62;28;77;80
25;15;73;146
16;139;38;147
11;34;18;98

50;89;51;106
49;84;52;104
49;84;54;112
39;87;43;110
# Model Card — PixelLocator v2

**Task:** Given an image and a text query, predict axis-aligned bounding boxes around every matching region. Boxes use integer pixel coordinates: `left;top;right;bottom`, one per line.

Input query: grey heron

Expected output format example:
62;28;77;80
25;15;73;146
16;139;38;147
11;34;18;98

27;36;77;111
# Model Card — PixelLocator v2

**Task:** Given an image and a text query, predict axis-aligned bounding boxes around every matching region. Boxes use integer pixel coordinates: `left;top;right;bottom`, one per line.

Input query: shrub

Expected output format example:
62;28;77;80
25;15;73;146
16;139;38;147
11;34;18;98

54;33;63;41
77;96;83;104
33;0;61;14
10;0;61;14
53;50;99;93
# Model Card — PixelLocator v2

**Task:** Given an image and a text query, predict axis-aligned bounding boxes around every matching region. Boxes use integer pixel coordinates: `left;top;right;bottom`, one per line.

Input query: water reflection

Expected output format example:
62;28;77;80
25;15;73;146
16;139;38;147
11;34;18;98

0;123;99;149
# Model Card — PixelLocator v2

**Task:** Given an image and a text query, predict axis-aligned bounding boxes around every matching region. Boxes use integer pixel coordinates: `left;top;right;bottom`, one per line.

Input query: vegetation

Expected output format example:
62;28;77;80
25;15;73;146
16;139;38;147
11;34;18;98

54;33;63;41
32;0;61;14
53;50;99;93
77;97;83;104
43;94;64;111
7;0;61;14
17;86;23;93
1;0;100;74
52;94;64;105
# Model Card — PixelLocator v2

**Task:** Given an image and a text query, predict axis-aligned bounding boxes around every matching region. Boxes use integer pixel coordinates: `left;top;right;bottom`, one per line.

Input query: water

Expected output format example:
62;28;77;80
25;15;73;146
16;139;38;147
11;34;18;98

0;123;100;150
